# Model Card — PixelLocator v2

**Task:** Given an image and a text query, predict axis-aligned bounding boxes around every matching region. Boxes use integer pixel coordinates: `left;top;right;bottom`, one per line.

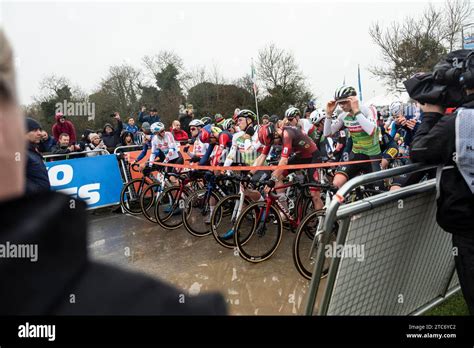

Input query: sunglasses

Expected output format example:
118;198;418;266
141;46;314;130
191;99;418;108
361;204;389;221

190;127;197;131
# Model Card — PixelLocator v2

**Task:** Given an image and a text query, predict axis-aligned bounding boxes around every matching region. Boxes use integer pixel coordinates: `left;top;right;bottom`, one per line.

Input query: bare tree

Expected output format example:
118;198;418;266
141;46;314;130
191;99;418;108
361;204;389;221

370;0;472;91
181;65;209;93
443;0;473;51
257;43;304;93
99;64;142;112
143;51;185;81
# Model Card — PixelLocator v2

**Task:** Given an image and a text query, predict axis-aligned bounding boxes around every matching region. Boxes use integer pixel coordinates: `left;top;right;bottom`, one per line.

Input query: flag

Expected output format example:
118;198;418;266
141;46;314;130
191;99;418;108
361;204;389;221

358;64;363;102
251;59;257;95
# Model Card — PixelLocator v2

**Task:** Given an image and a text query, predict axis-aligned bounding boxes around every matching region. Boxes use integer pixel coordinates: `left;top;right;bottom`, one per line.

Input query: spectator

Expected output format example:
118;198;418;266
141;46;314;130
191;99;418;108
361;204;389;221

51;133;81;154
78;129;94;151
101;112;123;151
170;120;189;143
411;83;474;314
38;130;56;153
125;117;139;135
138;106;160;124
135;122;150;145
0;30;227;316
52;112;77;143
25;117;50;194
119;131;136;147
179;109;194;135
261;114;270;125
85;133;109;156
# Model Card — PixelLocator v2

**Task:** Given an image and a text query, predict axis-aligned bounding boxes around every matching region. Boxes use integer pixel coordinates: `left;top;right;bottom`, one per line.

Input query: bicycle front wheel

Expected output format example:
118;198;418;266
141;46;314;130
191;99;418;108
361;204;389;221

182;189;221;237
293;210;337;280
140;182;163;223
120;178;150;215
154;186;188;230
234;201;283;263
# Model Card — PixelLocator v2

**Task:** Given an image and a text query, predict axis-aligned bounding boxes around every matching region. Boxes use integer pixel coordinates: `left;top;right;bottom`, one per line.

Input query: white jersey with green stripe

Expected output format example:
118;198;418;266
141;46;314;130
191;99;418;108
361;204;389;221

223;129;262;167
324;105;381;156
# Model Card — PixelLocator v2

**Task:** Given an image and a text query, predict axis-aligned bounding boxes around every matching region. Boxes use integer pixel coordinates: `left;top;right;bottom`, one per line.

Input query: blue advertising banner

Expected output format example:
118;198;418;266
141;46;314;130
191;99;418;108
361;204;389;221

463;24;474;49
45;154;123;209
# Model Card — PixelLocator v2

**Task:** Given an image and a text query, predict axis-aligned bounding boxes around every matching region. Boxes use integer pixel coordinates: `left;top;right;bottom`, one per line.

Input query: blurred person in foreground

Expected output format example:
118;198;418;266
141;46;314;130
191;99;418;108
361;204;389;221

410;52;474;314
0;30;226;315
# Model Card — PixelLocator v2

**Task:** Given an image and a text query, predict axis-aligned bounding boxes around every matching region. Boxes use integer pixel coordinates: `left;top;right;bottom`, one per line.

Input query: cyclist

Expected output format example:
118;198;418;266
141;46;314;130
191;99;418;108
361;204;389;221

324;86;383;190
285;107;318;142
186;119;211;163
256;121;324;211
148;122;183;169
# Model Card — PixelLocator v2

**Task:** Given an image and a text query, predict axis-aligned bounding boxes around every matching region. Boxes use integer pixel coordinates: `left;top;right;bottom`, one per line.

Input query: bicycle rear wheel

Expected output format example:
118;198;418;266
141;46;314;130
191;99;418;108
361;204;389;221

120;178;150;215
234;201;283;263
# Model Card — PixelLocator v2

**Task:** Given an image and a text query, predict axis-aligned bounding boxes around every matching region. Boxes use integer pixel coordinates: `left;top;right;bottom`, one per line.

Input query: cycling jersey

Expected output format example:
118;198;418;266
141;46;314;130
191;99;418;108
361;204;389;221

210;131;233;166
149;131;179;163
280;126;317;159
223;127;262;167
190;125;212;158
324;105;381;156
298;118;318;141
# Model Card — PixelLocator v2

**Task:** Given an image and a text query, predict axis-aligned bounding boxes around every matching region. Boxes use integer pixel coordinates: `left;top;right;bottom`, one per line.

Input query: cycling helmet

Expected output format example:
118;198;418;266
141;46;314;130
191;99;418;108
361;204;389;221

150;122;165;133
214;113;224;124
285;107;301;119
237;109;257;123
334;85;357;101
258;123;276;146
389;101;404;116
189;119;204;128
210;126;222;135
201;116;212;126
221;118;235;131
310;109;326;125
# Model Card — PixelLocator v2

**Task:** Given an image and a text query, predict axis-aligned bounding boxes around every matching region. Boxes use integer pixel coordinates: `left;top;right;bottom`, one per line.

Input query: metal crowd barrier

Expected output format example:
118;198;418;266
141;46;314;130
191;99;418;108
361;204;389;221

43;149;109;162
114;145;144;185
304;163;460;315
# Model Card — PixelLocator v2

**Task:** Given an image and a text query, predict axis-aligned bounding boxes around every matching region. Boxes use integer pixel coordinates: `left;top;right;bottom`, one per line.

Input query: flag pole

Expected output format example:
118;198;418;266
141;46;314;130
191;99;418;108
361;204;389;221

358;64;363;102
252;58;260;125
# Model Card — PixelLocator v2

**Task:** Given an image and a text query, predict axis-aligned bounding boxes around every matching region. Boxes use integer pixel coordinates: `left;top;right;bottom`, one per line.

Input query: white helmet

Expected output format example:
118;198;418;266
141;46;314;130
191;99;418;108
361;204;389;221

189;119;204;127
310;109;326;125
389;101;404;117
150;122;165;133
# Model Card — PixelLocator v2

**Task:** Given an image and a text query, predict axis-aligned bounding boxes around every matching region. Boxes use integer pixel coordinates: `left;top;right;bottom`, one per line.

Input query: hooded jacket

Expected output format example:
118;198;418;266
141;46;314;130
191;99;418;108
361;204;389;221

411;95;474;236
170;127;189;142
101;120;123;149
51;114;77;143
0;191;227;315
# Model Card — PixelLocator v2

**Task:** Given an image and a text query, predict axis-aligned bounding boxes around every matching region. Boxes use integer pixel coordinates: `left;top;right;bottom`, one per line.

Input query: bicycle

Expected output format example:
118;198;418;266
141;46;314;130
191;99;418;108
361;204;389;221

232;173;318;263
182;171;237;237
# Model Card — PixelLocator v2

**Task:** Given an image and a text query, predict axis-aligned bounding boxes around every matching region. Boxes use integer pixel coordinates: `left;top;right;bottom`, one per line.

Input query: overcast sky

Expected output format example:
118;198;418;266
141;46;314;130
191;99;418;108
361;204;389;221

1;0;445;108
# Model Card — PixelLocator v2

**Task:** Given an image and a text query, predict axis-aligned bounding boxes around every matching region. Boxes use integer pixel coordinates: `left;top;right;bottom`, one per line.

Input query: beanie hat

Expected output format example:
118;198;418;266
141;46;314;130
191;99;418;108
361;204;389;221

26;117;42;132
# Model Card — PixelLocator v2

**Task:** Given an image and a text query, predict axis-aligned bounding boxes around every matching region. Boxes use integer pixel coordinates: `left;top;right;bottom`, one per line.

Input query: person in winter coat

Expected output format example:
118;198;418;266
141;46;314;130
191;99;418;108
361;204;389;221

101;113;123;151
170;120;189;143
38;130;56;153
118;131;136;147
25;118;50;194
85;133;109;156
51;112;77;143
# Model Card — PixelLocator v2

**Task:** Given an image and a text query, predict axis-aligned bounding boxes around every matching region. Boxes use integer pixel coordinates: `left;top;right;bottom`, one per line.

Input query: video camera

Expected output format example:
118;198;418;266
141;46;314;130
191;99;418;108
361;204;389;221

403;49;474;107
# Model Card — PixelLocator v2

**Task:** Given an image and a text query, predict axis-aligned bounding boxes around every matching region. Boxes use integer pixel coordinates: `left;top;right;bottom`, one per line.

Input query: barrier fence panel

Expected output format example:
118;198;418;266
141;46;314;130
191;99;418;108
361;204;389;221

304;164;460;316
44;152;123;210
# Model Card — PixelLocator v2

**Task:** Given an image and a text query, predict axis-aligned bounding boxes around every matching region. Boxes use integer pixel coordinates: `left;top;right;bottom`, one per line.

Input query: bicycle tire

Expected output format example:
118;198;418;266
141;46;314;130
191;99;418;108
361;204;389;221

210;194;252;248
293;210;337;280
120;178;150;215
154;186;189;230
140;182;163;223
182;189;221;237
234;201;283;263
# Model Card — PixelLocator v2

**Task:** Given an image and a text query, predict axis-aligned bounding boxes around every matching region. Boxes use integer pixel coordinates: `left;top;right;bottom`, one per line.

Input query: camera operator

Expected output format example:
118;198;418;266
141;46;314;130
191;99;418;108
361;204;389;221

410;52;474;314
